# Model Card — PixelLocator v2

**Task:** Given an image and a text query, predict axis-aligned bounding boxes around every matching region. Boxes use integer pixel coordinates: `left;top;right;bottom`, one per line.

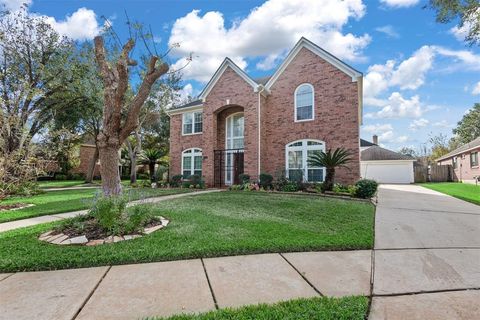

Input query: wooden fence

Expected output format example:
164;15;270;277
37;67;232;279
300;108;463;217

414;164;454;183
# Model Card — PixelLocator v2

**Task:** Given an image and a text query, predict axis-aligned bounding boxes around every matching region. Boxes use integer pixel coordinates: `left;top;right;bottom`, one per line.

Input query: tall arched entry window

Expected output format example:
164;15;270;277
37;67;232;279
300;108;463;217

285;139;325;182
225;112;244;185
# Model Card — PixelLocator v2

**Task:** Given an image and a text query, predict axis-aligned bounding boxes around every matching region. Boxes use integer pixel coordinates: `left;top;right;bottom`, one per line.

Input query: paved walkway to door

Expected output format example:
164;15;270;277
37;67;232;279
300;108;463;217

369;184;480;319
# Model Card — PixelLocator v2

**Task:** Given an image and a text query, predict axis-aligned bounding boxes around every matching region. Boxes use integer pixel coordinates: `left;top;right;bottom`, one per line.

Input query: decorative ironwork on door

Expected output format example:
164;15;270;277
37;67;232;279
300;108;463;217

214;149;244;187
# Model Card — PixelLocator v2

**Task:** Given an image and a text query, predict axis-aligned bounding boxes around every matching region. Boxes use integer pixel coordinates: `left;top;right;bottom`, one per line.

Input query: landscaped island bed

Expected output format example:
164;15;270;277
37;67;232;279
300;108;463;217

420;182;480;205
0;192;374;272
158;296;369;320
0;188;194;223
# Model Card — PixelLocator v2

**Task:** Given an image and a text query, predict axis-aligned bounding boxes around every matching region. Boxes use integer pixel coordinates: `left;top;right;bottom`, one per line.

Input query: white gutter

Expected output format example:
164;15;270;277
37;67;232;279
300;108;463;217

257;86;263;176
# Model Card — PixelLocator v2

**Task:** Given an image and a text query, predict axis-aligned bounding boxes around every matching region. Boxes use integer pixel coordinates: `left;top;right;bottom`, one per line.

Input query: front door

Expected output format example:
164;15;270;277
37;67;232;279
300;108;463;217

225;112;244;185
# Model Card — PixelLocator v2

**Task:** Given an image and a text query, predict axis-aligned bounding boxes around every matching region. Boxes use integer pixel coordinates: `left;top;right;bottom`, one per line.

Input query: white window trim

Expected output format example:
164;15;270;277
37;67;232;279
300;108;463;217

225;112;245;185
181;148;203;177
285;139;325;182
294;83;315;123
182;111;203;136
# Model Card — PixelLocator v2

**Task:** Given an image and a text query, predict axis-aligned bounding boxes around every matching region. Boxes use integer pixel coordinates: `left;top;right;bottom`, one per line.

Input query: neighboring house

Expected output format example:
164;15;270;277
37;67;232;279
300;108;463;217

71;144;101;178
167;37;363;187
437;136;480;184
360;135;416;184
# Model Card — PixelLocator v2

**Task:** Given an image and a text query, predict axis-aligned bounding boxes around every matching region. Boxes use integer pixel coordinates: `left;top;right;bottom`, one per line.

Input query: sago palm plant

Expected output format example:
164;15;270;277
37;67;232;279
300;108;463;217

307;147;353;192
139;149;165;182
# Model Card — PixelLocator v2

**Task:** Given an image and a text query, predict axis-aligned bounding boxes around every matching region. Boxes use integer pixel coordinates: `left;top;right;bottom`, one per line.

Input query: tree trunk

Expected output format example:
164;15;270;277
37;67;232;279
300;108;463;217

323;168;335;192
130;153;137;184
149;162;155;182
98;134;122;196
85;145;99;183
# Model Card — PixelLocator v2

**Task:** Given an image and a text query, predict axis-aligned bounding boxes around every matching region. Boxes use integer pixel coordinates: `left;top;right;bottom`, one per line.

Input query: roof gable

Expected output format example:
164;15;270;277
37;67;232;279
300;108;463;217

264;37;362;90
436;136;480;161
199;58;259;100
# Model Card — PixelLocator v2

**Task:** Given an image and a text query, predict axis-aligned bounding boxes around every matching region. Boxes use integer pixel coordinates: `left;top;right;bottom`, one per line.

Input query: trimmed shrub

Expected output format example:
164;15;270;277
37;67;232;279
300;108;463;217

170;174;183;187
355;179;378;199
189;174;203;187
238;174;250;184
55;174;67;181
259;173;273;189
282;181;299;192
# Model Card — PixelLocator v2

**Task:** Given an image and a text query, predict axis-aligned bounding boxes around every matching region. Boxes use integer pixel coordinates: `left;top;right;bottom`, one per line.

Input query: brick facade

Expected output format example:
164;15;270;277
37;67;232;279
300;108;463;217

169;41;361;186
438;147;480;183
72;144;101;178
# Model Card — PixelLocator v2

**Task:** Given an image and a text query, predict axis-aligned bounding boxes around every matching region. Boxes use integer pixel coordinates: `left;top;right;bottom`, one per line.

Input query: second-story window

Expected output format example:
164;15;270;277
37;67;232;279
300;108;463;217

183;111;202;135
295;83;314;122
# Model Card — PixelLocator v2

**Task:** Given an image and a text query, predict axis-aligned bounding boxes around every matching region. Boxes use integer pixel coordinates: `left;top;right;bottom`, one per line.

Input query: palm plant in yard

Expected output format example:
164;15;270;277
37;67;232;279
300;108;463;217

308;147;353;192
139;149;165;182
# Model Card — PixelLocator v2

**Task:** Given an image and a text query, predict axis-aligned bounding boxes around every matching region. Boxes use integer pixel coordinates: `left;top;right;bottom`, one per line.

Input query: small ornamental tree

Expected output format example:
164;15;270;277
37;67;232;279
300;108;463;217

307;148;353;192
93;36;168;196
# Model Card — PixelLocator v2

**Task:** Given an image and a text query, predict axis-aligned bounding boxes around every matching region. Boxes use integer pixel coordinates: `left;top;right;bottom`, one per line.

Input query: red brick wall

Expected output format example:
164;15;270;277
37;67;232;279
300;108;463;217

72;145;101;177
262;47;360;184
438;147;480;183
169;113;204;177
202;67;259;186
169;47;361;186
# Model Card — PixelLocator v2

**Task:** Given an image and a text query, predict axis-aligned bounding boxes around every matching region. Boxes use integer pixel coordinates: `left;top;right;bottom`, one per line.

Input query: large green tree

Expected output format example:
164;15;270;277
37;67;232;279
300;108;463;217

0;7;76;159
428;0;480;45
453;103;480;143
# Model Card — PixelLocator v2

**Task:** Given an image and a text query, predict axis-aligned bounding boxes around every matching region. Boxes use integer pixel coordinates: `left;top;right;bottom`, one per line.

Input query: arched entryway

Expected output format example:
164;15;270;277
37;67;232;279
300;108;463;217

213;106;245;187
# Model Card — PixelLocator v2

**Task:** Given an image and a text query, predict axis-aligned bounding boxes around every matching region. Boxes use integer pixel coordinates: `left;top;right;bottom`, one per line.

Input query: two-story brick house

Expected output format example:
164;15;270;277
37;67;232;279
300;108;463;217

168;38;363;187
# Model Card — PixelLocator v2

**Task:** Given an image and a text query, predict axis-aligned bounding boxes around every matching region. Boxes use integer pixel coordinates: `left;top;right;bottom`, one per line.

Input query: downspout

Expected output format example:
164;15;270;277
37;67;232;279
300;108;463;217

257;85;265;177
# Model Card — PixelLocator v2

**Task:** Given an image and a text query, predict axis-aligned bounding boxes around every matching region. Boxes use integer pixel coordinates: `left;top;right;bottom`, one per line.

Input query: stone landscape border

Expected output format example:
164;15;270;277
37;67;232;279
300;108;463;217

38;216;169;246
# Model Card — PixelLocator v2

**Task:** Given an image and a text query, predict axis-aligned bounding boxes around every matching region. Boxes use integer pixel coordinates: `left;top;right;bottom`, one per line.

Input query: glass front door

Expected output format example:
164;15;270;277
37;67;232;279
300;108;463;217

225;113;244;185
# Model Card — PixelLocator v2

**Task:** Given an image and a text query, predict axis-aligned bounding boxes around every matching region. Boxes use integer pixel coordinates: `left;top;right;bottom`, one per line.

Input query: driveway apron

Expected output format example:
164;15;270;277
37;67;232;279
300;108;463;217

370;184;480;319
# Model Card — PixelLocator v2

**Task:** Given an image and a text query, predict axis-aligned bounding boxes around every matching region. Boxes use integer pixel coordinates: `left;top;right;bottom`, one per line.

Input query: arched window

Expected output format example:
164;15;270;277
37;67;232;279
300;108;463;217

285;140;325;182
294;83;314;122
182;148;202;178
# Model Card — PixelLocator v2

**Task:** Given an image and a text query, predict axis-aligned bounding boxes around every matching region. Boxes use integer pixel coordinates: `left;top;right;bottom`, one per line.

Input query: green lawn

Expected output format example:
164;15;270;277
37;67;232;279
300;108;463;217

0;192;374;272
37;179;149;189
156;296;369;320
37;180;92;189
0;188;194;223
420;182;480;205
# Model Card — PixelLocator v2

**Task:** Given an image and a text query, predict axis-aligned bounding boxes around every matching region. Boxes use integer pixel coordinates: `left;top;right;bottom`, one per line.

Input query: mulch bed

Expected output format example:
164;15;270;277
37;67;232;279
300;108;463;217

54;216;163;240
0;203;31;212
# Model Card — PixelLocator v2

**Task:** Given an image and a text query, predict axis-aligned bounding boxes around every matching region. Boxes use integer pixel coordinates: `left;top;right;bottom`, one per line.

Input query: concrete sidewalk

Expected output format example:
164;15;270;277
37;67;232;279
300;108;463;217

0;189;221;233
0;251;372;320
369;184;480;319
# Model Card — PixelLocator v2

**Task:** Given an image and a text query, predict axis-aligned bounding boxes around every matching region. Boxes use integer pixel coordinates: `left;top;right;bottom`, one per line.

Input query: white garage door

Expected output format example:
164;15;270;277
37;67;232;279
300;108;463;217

360;161;414;184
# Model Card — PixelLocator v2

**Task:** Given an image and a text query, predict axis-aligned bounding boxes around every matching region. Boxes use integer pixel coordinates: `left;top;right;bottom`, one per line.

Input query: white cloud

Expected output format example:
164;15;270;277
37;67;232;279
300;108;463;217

380;0;419;8
432;120;451;128
363;45;480;107
365;92;426;119
409;118;429;130
0;0;31;10
434;46;480;71
472;82;480;95
363;46;435;105
375;25;399;38
169;0;370;82
390;46;435;90
44;7;102;41
362;123;393;133
376;130;410;144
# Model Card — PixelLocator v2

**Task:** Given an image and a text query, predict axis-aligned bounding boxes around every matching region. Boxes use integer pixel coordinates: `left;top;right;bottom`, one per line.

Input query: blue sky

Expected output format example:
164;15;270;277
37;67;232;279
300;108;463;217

5;0;479;151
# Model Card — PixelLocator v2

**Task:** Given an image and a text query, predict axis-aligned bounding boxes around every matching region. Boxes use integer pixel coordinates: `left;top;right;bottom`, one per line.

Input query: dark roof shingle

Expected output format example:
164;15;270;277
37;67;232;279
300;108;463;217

436;136;480;161
361;146;415;161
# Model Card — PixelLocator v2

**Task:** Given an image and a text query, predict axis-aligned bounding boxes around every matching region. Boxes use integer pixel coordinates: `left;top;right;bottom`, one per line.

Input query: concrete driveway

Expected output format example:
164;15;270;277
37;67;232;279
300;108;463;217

370;184;480;319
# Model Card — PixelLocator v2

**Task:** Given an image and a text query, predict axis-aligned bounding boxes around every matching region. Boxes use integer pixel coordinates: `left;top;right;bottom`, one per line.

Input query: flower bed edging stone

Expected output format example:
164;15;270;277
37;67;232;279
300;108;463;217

38;216;169;246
